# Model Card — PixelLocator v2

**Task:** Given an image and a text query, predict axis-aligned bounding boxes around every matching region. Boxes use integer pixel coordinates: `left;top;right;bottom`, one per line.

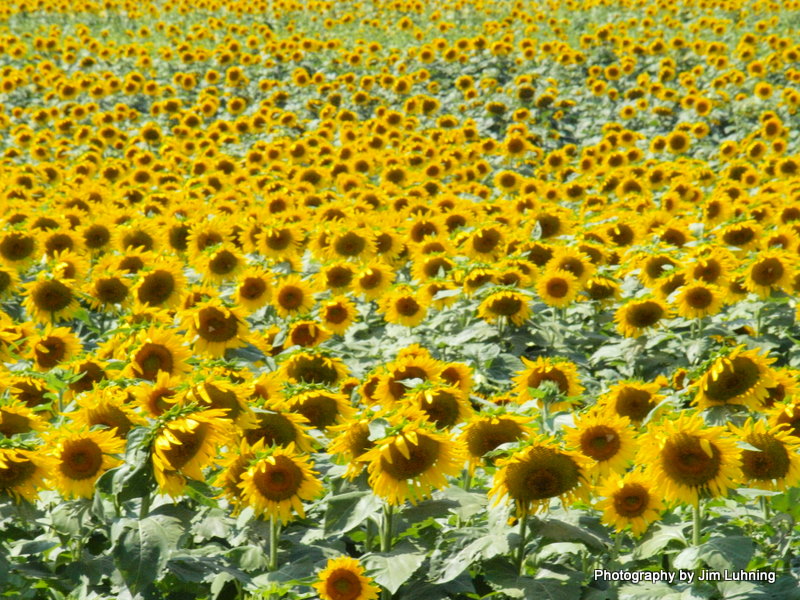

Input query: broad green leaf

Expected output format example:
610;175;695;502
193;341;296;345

112;516;174;592
363;546;426;594
323;490;382;536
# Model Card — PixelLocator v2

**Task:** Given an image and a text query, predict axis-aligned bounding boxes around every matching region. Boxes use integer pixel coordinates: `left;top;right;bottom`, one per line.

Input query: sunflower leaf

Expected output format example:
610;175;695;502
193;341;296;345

362;543;427;594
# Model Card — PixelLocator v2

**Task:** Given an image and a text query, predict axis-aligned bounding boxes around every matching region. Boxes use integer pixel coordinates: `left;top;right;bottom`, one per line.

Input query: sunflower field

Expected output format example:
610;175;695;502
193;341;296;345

3;0;800;598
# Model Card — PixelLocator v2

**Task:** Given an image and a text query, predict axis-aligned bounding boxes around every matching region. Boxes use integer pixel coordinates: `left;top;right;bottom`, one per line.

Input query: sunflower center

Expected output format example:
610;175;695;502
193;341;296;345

0;411;32;436
686;287;713;309
135;343;174;380
693;261;721;283
278;286;303;309
625;301;664;328
467;420;524;457
197;307;238;342
285;354;340;384
210;251;238;274
326;569;362;600
0;233;35;261
293;394;338;429
265;229;291;251
359;269;383;289
388;366;429;399
32;280;73;313
244;413;297;447
325;305;348;324
614;387;655;421
526;370;569;395
580;425;621;461
472;229;501;253
487;295;522;317
505;446;581;503
326;266;353;288
96;277;128;304
613;483;649;517
751;258;783;286
240;277;267;300
381;434;440;480
420;389;460;428
118;256;145;274
545;277;569;298
661;433;721;487
252;456;303;500
704;356;760;403
137;270;176;306
35;337;67;369
0;455;36;488
161;422;208;470
60;439;104;480
334;232;366;256
395;296;421;316
741;434;790;481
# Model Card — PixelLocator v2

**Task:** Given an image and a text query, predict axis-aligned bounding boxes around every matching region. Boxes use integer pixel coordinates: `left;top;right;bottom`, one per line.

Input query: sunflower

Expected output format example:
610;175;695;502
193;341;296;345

280;351;349;386
242;408;315;452
85;271;130;312
48;427;125;499
71;386;147;438
286;388;355;430
583;276;621;304
0;448;49;503
512;356;583;410
200;244;246;284
23;275;81;324
318;261;357;293
536;268;580;308
124;326;193;381
363;422;463;505
489;436;589;516
596;470;665;536
0;400;47;437
410;384;473;429
132;372;183;418
674;282;724;319
313;556;380;600
153;409;232;497
272;275;316;318
614;297;668;338
637;412;741;505
28;325;82;371
729;419;800;491
319;296;358;335
328;417;376;479
214;437;257;510
463;225;505;261
374;354;443;405
743;250;795;298
459;413;532;467
546;247;596;285
564;410;637;478
596;380;664;424
238;444;323;523
187;300;250;357
258;224;303;260
477;289;531;326
353;260;395;300
0;265;19;300
234;266;272;313
379;285;428;327
694;346;776;410
0;231;38;268
134;262;185;309
325;227;376;262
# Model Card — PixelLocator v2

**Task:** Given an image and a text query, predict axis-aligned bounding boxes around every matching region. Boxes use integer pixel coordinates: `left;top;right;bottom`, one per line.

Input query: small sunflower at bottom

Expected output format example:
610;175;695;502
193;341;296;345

596;469;665;536
313;556;380;600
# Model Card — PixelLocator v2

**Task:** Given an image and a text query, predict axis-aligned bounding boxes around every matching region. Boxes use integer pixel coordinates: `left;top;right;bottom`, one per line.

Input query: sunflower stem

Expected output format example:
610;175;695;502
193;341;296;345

139;492;150;519
268;516;280;571
692;500;702;547
380;503;394;553
760;496;771;521
516;514;529;575
461;467;471;491
365;518;375;553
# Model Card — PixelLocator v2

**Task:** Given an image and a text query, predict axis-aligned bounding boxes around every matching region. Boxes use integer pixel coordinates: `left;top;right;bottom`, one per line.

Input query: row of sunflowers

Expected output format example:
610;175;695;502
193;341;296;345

2;0;800;598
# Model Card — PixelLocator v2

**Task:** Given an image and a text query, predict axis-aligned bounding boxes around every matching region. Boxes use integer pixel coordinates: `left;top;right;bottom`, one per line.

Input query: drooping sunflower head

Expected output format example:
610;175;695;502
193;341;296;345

637;412;742;505
459;413;532;466
512;356;583;410
313;556;380;600
614;297;668;338
694;346;776;410
281;351;349;386
286;388;355;430
490;436;589;516
597;380;664;424
729;418;800;491
477;289;531;326
0;448;49;503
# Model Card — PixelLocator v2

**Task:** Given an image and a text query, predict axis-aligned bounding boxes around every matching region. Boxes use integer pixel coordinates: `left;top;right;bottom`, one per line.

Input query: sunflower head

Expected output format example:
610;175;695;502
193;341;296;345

313;556;380;600
729;419;800;491
596;470;665;536
564;410;637;477
0;448;49;503
49;428;125;499
694;346;776;410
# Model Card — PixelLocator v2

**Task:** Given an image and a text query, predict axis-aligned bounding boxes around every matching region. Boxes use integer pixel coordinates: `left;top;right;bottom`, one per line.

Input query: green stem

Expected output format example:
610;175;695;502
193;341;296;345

365;518;375;553
461;467;471;491
760;496;771;521
269;516;280;571
380;503;394;553
692;500;702;547
516;514;528;576
139;492;150;519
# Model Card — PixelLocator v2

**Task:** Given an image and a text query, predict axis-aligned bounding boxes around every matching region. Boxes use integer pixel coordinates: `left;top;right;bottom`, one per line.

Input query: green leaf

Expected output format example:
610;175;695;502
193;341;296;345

618;583;682;600
699;536;754;571
363;545;426;594
323;490;382;536
112;516;175;593
633;523;687;560
537;518;607;551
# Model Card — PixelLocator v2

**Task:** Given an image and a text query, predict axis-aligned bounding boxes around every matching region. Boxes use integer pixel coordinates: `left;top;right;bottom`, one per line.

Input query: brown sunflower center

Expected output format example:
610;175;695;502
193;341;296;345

240;277;267;300
34;336;67;369
0;411;32;436
0;233;35;261
580;425;621;461
388;366;429;399
325;304;348;324
704;356;761;403
472;229;501;253
614;387;655;421
466;420;524;457
381;434;440;480
137;270;176;306
118;256;145;274
420;389;460;428
505;446;581;503
613;483;649;517
292;394;339;429
685;287;713;309
209;250;238;275
88;405;133;437
278;285;304;309
526;369;569;395
625;301;664;328
199;383;241;420
326;266;353;288
96;277;128;304
32;280;73;313
693;261;721;283
196;307;238;342
545;277;569;299
334;232;367;257
264;229;292;251
395;296;421;316
326;569;362;600
722;227;755;247
0;455;36;489
741;433;790;481
488;295;523;316
645;257;676;279
661;433;721;487
161;423;208;469
751;258;783;286
147;388;176;416
252;456;303;500
134;343;174;380
244;413;298;447
285;354;340;384
83;225;111;249
60;439;104;480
